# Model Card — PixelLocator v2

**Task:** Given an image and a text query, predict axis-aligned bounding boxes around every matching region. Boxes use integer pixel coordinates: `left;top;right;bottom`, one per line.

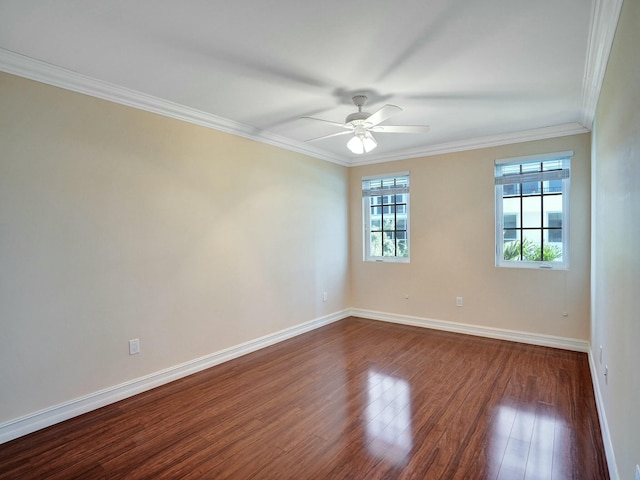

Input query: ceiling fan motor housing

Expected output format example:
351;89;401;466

345;95;371;125
345;112;371;125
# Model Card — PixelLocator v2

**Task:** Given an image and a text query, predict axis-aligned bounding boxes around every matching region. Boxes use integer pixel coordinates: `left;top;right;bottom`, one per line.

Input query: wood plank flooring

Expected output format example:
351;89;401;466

0;317;608;479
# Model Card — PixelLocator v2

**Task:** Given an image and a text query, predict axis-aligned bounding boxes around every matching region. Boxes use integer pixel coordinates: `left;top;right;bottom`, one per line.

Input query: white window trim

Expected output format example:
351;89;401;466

363;172;410;263
494;151;571;270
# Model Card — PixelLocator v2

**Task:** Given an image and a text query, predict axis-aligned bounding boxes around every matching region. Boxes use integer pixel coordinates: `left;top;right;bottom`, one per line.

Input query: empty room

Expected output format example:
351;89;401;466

0;1;638;479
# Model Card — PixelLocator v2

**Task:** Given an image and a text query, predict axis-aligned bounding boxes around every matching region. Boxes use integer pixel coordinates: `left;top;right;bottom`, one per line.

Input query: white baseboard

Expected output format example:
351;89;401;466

0;307;606;465
0;309;350;445
588;350;619;480
349;308;590;352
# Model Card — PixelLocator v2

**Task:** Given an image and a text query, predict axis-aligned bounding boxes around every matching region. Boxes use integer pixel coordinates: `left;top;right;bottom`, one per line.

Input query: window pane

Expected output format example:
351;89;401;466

545;242;563;262
371;196;381;205
370;232;382;257
503;183;520;196
522;162;542;173
396;239;408;257
547;229;562;243
371;218;381;231
544;227;563;248
382;232;396;256
503;213;517;229
503;231;522;261
397;217;407;230
543;195;563;225
504;229;517;242
394;177;408;188
396;231;408;256
544;179;562;193
383;215;395;231
371;206;381;216
542;159;563;171
522;181;541;195
381;178;395;189
502;197;520;219
501;164;521;175
521;196;542;228
548;212;562;227
522;230;542;261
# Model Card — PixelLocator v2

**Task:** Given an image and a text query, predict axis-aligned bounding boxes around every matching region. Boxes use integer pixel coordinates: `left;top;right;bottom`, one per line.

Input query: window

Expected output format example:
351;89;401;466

495;151;571;269
363;173;410;262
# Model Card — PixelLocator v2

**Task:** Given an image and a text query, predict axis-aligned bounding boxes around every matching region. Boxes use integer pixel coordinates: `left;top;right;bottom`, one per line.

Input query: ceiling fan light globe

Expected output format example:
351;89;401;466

347;132;377;154
347;135;365;154
363;132;377;153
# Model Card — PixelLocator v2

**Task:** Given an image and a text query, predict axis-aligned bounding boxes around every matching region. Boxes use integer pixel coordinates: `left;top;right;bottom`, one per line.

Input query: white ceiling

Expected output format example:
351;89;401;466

0;0;614;165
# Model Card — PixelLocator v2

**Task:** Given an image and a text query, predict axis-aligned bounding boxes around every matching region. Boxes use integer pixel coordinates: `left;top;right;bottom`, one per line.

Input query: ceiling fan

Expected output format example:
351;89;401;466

302;95;430;154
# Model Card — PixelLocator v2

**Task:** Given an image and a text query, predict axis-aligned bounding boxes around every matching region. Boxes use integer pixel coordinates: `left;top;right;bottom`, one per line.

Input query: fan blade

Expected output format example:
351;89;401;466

364;104;403;127
370;125;431;134
305;130;353;142
300;117;348;129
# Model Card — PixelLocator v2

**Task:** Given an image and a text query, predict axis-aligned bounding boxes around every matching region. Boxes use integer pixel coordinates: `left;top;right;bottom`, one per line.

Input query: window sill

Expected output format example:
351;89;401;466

365;257;410;264
496;261;567;270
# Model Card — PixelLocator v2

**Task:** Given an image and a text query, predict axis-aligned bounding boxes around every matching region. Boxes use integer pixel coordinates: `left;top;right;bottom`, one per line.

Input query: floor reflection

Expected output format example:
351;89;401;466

365;370;412;464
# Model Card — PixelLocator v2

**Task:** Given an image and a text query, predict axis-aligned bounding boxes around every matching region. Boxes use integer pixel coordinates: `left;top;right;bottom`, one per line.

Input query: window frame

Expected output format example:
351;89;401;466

494;151;572;270
362;172;410;263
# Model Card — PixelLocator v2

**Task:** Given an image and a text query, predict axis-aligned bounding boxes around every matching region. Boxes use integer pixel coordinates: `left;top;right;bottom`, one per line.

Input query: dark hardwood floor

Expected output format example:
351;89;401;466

0;317;608;479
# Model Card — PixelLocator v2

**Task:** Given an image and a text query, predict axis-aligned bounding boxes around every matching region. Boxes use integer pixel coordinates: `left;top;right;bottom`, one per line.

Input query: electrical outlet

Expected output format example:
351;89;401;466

129;338;140;355
456;297;463;307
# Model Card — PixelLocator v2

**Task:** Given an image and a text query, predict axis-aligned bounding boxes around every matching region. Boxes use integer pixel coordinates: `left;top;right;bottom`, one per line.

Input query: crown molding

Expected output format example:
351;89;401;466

0;48;351;167
1;47;597;169
580;0;624;129
348;122;590;166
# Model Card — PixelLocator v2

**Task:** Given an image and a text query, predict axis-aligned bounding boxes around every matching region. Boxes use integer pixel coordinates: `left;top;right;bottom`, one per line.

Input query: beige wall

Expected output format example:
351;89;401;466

0;73;349;423
349;134;591;340
0;68;599;444
592;0;640;476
